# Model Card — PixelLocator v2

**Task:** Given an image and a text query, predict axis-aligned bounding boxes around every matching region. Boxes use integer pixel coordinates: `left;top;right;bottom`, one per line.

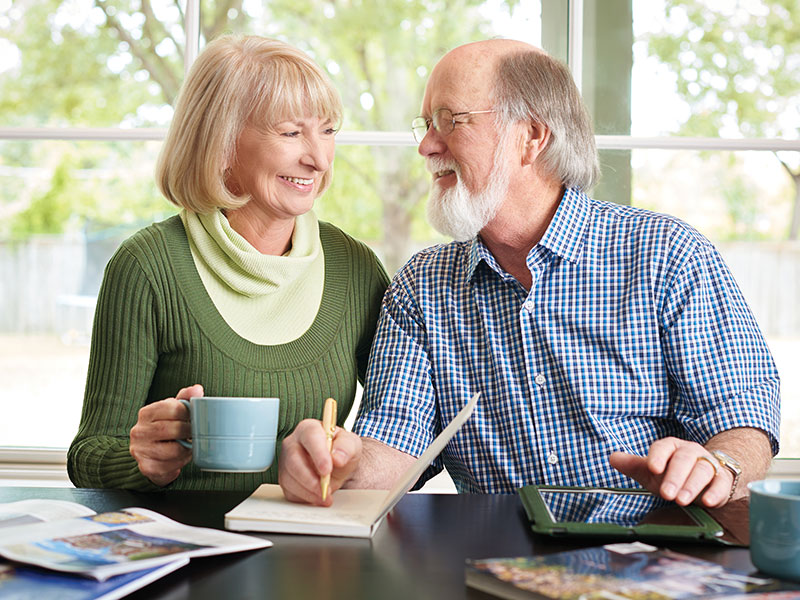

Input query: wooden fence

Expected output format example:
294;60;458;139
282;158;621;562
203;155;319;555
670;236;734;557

1;236;799;338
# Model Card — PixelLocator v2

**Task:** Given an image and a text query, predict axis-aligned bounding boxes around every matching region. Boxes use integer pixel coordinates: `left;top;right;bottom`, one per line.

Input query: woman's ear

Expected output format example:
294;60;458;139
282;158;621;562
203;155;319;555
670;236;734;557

224;167;242;196
521;121;551;166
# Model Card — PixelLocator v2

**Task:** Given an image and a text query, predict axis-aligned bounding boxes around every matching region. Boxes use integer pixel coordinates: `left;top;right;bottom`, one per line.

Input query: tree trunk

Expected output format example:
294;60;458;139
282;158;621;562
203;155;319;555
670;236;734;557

381;193;413;275
782;160;800;241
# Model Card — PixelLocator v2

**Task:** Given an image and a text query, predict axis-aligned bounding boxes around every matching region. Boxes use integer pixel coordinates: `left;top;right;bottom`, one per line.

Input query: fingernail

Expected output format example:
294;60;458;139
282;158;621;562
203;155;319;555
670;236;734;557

662;484;676;498
677;490;692;504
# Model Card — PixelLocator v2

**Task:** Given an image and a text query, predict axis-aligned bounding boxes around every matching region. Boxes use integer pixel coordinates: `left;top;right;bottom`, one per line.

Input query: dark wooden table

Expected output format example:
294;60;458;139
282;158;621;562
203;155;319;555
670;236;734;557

0;487;757;600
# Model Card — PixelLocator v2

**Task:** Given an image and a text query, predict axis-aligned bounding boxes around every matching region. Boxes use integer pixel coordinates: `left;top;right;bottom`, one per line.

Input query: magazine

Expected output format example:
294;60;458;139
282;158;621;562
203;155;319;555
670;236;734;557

0;556;188;600
0;499;97;528
0;500;272;581
465;542;800;600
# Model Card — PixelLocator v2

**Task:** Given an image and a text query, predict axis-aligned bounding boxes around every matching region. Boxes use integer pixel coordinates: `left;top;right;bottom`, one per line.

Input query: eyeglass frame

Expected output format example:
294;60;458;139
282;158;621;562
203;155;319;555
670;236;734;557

411;108;495;144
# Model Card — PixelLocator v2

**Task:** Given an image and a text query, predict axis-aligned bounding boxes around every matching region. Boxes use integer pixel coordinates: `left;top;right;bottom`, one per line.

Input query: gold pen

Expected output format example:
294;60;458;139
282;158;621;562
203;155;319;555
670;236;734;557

320;397;337;501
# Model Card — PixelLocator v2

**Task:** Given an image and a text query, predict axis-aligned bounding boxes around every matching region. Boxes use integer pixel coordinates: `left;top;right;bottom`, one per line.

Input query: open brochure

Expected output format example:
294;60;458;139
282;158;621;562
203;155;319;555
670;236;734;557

0;501;271;581
0;557;188;600
224;391;480;538
0;499;97;528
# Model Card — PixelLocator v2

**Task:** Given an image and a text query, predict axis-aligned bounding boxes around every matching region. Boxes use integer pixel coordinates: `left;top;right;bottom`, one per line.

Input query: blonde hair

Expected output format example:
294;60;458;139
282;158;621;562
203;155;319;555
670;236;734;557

156;35;342;213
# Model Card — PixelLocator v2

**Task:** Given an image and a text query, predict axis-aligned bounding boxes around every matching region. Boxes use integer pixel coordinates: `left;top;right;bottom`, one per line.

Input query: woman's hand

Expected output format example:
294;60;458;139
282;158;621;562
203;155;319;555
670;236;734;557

129;384;203;487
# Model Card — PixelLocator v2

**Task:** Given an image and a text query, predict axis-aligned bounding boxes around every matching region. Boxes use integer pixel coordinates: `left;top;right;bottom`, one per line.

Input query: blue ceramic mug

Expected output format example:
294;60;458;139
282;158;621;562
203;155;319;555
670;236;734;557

177;396;279;472
749;479;800;581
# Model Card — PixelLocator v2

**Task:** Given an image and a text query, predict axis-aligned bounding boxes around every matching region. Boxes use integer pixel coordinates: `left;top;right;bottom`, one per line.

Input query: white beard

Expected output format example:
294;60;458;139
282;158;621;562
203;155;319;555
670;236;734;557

426;135;511;242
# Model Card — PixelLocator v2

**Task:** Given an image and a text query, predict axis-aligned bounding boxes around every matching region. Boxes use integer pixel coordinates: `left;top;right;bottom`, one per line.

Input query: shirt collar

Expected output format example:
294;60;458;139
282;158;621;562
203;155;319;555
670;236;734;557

535;187;590;264
466;237;484;281
466;187;590;282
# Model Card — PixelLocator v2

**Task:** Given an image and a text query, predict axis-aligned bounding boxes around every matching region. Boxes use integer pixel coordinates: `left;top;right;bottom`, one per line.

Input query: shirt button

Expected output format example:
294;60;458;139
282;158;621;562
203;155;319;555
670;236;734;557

524;300;535;311
534;373;546;385
547;452;559;465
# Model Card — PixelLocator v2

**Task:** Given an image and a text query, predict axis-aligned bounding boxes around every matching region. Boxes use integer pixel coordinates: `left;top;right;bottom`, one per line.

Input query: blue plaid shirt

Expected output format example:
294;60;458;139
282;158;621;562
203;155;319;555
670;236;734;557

354;188;780;494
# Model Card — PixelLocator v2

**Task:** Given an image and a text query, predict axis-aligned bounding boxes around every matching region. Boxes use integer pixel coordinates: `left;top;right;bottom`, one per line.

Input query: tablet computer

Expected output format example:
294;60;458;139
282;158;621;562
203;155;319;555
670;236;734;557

518;485;733;545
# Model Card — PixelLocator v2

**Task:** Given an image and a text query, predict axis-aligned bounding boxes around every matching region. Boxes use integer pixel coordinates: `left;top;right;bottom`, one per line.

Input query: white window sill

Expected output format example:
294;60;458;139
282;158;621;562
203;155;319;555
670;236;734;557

0;450;798;488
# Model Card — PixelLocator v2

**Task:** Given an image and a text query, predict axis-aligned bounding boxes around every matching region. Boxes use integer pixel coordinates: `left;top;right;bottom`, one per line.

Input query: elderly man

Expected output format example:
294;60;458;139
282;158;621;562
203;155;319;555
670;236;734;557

279;39;779;509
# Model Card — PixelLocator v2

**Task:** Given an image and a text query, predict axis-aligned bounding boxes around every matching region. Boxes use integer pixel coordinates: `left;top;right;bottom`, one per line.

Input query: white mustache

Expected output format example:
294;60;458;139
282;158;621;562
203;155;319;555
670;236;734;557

426;158;460;177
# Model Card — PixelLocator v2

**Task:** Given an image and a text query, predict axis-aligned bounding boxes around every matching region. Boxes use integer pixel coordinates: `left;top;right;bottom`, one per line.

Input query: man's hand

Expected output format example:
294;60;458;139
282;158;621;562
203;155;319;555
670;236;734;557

609;437;734;507
129;384;202;487
279;419;363;506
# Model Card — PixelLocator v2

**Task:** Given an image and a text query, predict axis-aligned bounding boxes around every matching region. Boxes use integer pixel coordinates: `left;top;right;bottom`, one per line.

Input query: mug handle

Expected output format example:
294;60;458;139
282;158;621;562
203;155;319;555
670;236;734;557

176;398;192;449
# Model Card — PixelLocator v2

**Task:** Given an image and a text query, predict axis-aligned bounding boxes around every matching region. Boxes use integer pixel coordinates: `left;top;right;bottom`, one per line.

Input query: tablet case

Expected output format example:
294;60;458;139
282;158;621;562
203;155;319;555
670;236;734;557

518;484;737;546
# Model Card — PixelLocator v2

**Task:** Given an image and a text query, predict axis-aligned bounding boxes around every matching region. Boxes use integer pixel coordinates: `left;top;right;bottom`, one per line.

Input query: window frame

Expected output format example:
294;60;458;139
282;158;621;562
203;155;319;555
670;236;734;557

1;0;798;479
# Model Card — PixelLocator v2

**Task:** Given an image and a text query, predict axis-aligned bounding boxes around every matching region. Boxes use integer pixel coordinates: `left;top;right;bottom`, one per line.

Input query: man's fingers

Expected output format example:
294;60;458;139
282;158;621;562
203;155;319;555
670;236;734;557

330;429;359;467
656;450;701;501
279;452;332;506
295;419;335;474
609;452;662;494
279;466;333;506
279;422;363;506
642;437;685;476
699;472;734;508
666;455;716;505
279;420;334;505
609;451;645;478
612;441;737;507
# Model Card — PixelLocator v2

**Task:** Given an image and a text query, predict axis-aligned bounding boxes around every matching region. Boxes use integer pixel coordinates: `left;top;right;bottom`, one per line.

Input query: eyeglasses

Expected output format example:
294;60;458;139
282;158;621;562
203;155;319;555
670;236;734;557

411;108;495;144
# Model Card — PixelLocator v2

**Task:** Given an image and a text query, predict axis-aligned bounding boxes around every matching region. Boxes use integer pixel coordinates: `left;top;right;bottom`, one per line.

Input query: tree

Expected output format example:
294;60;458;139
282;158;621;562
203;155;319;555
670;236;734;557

645;0;800;238
1;0;519;270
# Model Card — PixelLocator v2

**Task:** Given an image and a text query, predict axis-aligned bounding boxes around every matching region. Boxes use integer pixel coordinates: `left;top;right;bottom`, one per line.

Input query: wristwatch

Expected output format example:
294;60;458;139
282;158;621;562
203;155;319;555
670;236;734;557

711;450;742;501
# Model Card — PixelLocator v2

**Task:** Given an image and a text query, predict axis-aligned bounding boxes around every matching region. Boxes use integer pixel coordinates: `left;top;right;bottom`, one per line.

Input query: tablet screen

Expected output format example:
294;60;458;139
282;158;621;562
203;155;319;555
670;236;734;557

538;488;701;528
519;485;729;543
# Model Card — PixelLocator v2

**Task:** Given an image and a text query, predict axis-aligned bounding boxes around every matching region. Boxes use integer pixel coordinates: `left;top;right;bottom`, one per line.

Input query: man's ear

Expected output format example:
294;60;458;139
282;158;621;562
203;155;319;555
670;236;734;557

521;121;551;166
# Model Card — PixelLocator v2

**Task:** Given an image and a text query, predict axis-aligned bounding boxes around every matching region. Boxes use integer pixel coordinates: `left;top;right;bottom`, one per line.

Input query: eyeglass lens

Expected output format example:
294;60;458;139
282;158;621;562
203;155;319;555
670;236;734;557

412;108;455;143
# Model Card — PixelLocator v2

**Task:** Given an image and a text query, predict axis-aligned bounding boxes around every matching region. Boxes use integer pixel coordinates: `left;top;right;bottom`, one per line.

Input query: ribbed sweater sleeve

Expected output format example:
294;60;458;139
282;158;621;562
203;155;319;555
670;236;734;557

68;238;163;490
67;217;388;492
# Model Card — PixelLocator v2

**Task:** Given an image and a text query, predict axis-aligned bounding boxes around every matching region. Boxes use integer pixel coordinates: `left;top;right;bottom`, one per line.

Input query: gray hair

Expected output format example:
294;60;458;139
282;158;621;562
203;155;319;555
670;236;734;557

493;51;600;191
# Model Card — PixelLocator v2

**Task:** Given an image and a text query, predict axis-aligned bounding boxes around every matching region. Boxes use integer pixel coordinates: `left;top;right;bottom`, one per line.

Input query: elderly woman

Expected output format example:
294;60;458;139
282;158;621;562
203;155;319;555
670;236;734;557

67;35;389;491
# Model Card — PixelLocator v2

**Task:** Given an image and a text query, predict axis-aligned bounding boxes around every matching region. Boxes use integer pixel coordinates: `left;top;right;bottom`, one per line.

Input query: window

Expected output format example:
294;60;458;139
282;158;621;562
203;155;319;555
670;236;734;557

1;1;798;475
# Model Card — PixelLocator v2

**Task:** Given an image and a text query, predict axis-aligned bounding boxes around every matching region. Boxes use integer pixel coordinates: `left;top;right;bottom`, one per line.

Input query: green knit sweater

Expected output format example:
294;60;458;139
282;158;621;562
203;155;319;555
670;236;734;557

67;215;389;491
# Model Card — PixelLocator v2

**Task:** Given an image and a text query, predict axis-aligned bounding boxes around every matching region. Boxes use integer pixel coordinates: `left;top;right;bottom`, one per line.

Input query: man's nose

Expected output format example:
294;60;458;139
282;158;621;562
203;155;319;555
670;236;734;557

417;125;445;158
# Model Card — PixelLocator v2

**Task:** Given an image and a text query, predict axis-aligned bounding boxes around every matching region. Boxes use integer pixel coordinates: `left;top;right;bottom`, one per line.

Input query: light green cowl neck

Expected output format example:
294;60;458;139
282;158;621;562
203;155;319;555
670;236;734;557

180;208;324;345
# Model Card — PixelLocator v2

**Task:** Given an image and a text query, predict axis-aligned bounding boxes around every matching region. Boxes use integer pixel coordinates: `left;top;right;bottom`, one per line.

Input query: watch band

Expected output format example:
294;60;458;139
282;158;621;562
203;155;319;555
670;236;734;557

711;450;742;502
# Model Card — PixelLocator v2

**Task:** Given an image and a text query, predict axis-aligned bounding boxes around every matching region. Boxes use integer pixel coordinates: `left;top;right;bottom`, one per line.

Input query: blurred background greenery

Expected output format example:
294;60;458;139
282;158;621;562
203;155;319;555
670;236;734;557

1;0;798;455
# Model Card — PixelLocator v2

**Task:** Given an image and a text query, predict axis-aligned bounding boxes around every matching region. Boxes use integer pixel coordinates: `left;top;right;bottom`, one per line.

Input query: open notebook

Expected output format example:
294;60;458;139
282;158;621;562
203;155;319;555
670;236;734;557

224;392;480;538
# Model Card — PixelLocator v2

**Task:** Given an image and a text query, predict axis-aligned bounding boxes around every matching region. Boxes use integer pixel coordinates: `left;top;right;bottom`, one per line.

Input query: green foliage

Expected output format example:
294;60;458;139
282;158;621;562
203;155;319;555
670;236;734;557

1;0;156;126
10;155;79;237
644;0;800;239
720;177;764;240
0;0;518;265
316;145;382;242
647;0;800;139
4;141;174;239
